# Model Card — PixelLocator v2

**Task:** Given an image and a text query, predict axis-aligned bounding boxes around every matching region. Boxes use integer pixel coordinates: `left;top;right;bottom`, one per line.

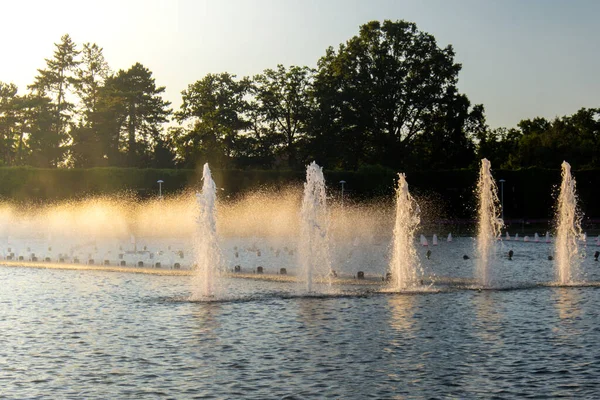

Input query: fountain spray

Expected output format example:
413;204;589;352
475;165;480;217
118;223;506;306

476;159;503;286
389;173;421;289
555;161;582;284
192;163;221;298
299;162;331;292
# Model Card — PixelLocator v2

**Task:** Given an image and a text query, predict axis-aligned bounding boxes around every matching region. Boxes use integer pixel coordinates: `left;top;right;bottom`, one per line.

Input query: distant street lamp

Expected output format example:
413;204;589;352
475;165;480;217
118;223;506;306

157;180;164;199
499;179;506;221
339;180;346;207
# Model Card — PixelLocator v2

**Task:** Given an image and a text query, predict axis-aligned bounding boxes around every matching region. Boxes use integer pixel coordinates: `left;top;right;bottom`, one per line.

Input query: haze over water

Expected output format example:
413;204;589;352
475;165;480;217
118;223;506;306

3;163;600;397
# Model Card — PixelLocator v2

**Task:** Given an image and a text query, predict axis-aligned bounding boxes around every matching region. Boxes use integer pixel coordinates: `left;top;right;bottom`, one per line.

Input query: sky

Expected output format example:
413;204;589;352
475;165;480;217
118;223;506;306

1;0;598;129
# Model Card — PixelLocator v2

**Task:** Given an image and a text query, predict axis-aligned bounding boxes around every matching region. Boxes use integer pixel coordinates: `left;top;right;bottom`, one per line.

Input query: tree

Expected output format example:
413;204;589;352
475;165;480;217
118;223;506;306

69;43;112;167
20;94;58;167
0;82;20;165
176;73;251;168
512;110;600;168
476;127;521;169
253;65;314;168
101;63;171;166
0;84;56;166
313;20;482;170
74;43;111;122
148;135;177;168
407;92;483;169
28;34;80;165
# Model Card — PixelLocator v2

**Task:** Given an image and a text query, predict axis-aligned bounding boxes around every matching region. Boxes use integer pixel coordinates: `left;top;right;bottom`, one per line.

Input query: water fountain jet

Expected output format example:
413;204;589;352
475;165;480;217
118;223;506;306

554;161;582;284
299;162;331;292
389;174;421;289
476;159;503;286
191;163;221;299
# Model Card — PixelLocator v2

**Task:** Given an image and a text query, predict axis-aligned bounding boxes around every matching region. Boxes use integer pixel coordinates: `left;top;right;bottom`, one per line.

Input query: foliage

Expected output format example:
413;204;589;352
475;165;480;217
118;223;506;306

27;34;80;166
175;73;251;168
0;82;20;165
476;108;600;169
108;63;172;166
252;65;315;168
0;24;598;178
311;20;482;170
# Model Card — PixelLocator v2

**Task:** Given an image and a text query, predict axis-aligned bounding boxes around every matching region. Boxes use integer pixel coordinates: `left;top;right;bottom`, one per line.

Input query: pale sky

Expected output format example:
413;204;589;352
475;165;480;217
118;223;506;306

1;0;598;128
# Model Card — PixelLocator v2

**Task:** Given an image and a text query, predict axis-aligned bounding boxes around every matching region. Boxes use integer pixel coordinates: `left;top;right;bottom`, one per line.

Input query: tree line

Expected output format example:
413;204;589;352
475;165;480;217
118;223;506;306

1;20;598;171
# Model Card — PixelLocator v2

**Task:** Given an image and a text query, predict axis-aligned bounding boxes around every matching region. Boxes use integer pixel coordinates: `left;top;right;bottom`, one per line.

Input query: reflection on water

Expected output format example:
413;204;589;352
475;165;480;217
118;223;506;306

297;297;334;329
387;294;417;334
3;266;600;398
193;303;221;336
473;291;505;343
553;287;584;346
554;287;582;321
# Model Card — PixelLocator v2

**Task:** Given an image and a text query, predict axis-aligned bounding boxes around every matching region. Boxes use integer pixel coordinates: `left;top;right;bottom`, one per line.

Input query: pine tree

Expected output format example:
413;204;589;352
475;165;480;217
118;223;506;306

28;34;80;166
97;63;171;166
70;43;111;167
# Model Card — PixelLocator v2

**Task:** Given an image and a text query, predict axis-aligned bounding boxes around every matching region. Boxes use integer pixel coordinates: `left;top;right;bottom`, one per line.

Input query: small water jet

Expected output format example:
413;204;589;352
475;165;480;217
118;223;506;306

475;159;503;286
191;163;221;299
388;174;421;289
299;162;331;292
554;161;583;284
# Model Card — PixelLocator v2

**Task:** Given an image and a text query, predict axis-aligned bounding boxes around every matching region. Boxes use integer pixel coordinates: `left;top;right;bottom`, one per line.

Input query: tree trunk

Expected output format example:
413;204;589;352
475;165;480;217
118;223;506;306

128;102;136;165
16;127;25;166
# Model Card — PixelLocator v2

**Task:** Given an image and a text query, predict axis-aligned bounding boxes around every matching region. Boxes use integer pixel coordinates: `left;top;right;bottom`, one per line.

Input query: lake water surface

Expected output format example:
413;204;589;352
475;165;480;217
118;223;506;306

1;237;600;399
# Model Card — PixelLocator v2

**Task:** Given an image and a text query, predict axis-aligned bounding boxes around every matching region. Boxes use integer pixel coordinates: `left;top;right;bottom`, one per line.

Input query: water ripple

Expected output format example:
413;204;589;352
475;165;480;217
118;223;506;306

2;262;600;398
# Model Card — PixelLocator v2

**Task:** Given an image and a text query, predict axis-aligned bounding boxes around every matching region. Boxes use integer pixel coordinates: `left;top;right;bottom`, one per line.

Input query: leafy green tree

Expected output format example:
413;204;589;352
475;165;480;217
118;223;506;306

241;100;282;168
147;135;177;168
253;65;314;168
313;20;482;170
304;56;347;169
512;110;600;168
567;108;600;167
68;122;107;167
407;93;483;169
176;73;251;168
476;126;521;169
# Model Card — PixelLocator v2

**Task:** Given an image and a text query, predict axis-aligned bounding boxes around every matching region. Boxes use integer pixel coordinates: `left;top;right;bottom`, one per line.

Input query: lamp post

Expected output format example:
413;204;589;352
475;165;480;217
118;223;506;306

499;179;506;221
157;180;164;199
339;180;346;207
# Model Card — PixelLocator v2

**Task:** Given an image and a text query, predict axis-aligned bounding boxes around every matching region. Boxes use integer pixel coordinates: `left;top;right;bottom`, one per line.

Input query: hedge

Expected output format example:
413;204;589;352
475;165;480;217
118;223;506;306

0;166;597;219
